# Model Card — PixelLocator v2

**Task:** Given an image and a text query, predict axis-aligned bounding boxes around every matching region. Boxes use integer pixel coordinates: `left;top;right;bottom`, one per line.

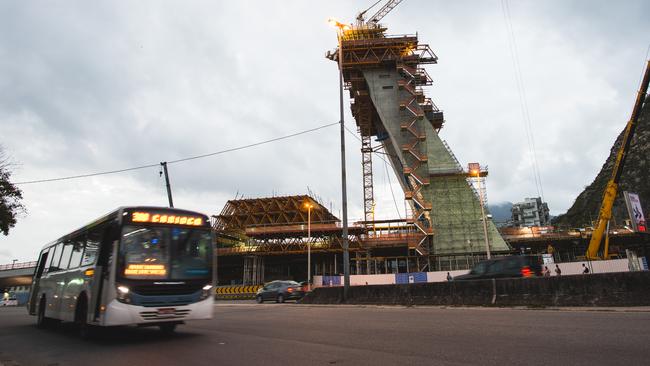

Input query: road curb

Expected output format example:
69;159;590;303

213;302;650;313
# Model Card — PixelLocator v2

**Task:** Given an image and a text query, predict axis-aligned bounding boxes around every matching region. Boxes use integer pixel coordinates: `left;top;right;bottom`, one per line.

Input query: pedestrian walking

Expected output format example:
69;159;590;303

446;272;453;281
554;264;561;276
582;263;590;274
543;266;551;277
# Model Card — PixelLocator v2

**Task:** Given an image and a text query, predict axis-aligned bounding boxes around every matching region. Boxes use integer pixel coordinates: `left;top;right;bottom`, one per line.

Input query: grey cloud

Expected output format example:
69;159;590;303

1;1;649;263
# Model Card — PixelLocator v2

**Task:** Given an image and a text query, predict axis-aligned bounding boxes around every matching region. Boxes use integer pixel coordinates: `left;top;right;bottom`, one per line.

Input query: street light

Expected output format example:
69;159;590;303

11;259;18;269
469;164;491;260
304;201;314;291
329;17;351;300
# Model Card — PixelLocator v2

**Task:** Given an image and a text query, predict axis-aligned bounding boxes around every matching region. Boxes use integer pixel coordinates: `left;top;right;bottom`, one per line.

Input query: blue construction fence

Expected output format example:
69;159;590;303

395;272;427;284
321;272;428;286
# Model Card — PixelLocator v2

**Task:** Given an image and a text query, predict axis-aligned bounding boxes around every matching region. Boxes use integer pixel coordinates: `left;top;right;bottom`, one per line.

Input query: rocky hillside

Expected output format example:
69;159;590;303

488;202;513;225
553;95;649;228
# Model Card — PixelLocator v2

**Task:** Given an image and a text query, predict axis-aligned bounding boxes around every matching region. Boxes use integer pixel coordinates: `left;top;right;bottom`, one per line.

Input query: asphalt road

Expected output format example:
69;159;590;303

1;302;650;366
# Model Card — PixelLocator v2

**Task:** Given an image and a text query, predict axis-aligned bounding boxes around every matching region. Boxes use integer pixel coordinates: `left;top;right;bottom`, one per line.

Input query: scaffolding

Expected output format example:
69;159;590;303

212;195;366;284
328;22;510;261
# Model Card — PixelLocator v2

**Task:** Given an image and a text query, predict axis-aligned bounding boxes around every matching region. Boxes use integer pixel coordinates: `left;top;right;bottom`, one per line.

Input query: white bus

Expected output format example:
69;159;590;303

27;206;214;337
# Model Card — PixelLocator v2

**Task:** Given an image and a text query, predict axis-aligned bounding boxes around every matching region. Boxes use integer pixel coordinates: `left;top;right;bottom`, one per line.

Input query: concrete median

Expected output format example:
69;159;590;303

300;271;650;307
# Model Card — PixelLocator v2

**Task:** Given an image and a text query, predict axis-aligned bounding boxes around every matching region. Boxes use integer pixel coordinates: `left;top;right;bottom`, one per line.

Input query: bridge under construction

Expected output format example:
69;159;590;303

212;12;513;285
207;1;649;285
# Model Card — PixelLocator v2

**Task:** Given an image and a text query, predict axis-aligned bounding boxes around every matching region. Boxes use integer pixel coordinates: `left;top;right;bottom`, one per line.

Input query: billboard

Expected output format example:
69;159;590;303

624;192;647;232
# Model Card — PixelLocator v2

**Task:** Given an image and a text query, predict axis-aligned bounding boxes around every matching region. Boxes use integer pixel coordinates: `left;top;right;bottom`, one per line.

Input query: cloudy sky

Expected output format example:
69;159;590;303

1;0;649;263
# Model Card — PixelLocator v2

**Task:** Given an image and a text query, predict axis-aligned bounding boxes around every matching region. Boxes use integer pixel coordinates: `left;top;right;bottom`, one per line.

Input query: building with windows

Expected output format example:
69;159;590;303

511;197;550;227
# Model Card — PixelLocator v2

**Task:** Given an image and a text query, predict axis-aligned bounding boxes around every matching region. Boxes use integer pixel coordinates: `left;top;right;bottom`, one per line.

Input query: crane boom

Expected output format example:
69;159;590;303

586;60;650;260
367;0;403;24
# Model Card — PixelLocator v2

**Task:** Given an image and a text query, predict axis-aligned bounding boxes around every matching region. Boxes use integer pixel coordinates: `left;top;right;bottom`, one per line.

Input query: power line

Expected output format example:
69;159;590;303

15;163;160;186
14;121;339;185
501;0;545;201
166;122;338;165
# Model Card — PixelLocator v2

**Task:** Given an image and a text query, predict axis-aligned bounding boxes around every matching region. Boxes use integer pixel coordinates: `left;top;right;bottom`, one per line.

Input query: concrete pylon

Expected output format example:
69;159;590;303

363;68;509;255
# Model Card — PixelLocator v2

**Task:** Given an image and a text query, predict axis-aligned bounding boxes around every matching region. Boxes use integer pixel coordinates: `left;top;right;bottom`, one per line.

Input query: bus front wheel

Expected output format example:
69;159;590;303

36;297;52;329
75;297;95;340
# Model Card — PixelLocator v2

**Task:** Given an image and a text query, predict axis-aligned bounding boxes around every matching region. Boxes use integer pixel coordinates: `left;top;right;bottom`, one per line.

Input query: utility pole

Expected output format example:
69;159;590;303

160;162;174;208
469;163;490;259
337;26;350;301
476;172;491;260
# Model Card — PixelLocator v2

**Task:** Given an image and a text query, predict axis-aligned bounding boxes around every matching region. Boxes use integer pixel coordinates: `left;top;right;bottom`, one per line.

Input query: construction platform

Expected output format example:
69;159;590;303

212;195;508;286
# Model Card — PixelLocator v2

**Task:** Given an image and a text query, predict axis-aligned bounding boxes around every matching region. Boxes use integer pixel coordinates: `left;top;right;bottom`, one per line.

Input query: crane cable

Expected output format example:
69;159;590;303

501;0;545;202
343;125;403;219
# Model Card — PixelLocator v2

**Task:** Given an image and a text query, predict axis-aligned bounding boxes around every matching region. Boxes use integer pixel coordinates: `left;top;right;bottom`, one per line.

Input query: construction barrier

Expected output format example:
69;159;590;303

215;285;263;300
302;271;650;307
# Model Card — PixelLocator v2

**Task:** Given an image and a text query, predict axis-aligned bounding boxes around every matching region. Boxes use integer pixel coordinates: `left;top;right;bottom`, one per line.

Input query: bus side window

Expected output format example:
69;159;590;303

48;243;64;272
69;235;85;269
82;227;102;266
59;242;74;270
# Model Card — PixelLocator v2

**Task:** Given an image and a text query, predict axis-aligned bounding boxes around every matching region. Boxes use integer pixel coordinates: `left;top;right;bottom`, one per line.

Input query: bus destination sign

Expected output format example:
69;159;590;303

124;264;167;276
131;211;204;226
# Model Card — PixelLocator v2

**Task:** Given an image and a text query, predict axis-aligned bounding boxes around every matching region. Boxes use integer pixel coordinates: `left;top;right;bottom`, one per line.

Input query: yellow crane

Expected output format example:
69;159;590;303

586;60;650;260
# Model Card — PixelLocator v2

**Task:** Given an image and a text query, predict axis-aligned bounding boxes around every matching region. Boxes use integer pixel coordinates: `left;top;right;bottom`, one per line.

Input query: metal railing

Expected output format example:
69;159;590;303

0;261;37;271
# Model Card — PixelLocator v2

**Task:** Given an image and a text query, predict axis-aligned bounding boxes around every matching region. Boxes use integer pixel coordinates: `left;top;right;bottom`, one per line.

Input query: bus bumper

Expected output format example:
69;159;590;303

102;297;213;326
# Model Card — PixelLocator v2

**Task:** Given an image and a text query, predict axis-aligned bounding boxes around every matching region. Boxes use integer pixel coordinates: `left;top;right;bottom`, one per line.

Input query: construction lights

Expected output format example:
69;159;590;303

328;18;351;31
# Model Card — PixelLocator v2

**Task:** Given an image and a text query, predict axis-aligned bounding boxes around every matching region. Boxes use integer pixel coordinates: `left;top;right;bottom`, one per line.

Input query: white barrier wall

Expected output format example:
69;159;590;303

549;258;631;276
313;258;644;288
350;274;396;286
428;270;469;282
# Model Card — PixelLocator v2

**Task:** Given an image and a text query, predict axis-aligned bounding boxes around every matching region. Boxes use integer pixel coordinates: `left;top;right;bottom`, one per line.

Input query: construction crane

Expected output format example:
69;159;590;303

586;60;650;260
356;0;404;26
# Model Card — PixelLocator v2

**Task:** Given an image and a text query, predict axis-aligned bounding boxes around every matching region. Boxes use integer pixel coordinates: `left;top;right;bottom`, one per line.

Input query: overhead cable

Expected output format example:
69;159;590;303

501;0;545;201
14;121;339;185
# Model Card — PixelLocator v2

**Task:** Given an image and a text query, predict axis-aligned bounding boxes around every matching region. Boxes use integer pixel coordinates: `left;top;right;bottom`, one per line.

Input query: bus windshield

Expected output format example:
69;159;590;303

119;225;212;280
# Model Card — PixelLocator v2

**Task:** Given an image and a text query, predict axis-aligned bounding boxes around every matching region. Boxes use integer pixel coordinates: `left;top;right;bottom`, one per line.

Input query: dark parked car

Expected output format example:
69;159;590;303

454;255;543;281
256;280;305;303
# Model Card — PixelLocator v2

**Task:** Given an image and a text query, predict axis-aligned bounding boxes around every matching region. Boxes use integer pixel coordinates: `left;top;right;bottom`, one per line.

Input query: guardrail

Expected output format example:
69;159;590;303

0;261;37;271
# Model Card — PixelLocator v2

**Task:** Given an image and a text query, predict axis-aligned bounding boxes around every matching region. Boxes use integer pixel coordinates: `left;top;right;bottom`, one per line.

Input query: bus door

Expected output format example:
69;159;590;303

83;224;103;322
87;222;117;322
56;241;77;321
52;242;73;319
28;249;50;315
40;242;63;318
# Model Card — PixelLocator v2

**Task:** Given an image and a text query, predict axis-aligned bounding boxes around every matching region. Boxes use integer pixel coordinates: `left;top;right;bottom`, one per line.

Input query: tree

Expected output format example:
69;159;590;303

0;147;25;235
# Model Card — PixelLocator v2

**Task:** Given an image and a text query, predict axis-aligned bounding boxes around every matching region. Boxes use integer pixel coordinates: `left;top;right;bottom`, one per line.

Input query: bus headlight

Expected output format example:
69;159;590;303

116;285;131;303
200;284;213;300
